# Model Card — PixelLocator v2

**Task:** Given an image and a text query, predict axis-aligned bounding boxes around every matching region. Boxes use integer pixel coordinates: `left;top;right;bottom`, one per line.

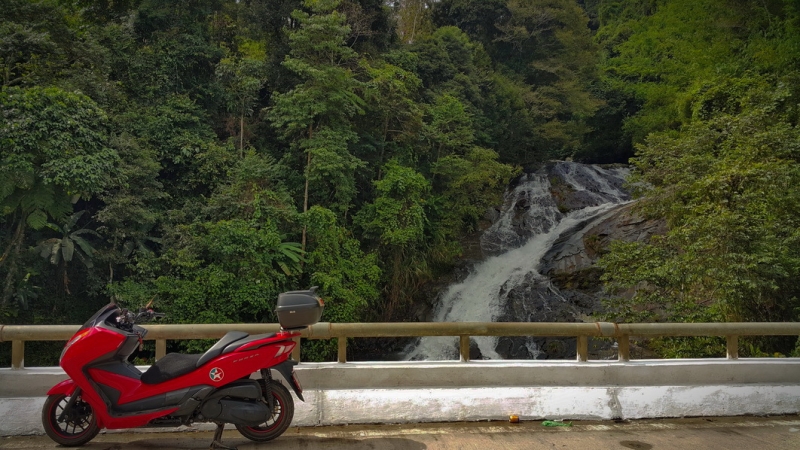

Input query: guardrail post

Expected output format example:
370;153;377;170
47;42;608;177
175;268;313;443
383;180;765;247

11;340;24;369
337;337;347;363
727;335;739;360
292;336;301;362
576;335;588;362
459;336;470;362
617;335;630;361
155;339;166;361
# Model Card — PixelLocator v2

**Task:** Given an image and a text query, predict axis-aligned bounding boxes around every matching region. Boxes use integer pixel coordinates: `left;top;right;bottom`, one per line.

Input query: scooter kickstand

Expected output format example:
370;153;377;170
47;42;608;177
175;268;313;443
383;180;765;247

210;422;237;450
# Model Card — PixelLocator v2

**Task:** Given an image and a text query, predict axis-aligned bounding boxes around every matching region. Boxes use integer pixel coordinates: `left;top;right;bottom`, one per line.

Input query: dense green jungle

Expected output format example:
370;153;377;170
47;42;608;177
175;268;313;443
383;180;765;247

2;0;800;364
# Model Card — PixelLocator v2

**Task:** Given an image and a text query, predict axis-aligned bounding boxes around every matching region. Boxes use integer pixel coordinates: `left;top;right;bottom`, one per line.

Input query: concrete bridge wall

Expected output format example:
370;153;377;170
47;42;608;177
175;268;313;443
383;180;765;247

2;359;800;436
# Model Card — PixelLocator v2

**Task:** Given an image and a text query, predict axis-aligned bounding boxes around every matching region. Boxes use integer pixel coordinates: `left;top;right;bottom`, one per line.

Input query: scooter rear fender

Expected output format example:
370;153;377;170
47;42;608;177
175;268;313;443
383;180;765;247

272;360;304;401
47;379;76;396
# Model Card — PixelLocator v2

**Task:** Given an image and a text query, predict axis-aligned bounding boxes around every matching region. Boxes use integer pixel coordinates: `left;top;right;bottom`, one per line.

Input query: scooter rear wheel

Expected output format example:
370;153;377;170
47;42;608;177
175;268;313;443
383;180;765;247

42;393;100;446
236;381;294;442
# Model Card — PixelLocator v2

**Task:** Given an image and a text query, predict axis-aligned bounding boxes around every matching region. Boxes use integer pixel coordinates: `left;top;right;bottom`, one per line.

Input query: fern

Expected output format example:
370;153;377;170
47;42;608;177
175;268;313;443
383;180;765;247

9;180;73;223
0;177;15;200
26;209;48;230
46;198;73;224
19;182;56;212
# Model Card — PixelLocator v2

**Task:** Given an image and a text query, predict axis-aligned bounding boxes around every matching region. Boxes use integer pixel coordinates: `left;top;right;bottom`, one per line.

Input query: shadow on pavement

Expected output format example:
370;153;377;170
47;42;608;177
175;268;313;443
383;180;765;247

80;436;427;450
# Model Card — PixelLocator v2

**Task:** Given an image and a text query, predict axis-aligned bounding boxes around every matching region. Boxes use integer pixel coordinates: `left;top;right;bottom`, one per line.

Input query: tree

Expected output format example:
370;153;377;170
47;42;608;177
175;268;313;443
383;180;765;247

393;0;435;44
431;0;507;48
423;93;475;160
599;80;800;356
302;205;380;359
494;0;603;156
0;16;58;88
150;218;302;329
428;0;603;159
0;0;115;100
355;160;430;318
432;147;518;235
108;150;303;335
411;26;543;164
215;40;269;154
95;134;166;285
480;72;540;165
270;0;365;246
0;86;116;308
595;0;798;143
359;59;423;177
36;211;100;294
118;94;221;198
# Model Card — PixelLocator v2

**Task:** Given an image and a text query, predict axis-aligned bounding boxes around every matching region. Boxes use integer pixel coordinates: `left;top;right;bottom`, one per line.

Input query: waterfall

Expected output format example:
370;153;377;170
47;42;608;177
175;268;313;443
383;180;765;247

405;162;630;361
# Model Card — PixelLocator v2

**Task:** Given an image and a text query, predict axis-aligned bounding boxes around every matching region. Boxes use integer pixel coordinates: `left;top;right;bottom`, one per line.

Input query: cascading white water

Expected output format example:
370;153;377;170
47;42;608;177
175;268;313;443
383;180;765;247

405;162;630;361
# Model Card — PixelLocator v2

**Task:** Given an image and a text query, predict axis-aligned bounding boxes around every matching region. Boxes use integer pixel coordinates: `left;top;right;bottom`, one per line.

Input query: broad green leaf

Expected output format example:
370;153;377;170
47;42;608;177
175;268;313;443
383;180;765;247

71;235;95;257
62;237;75;262
277;261;293;276
72;229;101;238
64;211;86;233
74;250;93;269
49;241;61;265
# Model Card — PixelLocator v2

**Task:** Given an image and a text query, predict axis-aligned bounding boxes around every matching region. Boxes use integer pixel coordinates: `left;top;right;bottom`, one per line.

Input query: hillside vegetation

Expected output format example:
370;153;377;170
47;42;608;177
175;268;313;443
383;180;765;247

1;0;799;361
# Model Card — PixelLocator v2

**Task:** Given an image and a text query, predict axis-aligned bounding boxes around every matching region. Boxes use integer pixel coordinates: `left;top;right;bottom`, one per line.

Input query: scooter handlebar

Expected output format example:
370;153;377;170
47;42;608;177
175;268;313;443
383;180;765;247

134;309;165;323
114;308;165;332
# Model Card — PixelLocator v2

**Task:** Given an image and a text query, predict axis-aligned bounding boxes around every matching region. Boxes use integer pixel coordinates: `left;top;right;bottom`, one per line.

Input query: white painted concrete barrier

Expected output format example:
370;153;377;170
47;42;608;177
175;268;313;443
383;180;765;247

2;359;800;436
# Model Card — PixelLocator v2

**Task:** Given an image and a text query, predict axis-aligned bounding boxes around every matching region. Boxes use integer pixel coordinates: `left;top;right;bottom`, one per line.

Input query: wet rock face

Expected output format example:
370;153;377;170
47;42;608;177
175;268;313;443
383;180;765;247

480;181;562;256
541;203;667;276
548;161;630;210
407;161;665;361
495;208;665;359
489;165;662;360
480;162;630;257
493;272;602;360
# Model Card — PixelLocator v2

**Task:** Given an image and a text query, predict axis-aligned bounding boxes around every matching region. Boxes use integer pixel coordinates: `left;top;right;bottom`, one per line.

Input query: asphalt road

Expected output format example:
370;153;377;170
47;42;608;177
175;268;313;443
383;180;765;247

2;416;799;450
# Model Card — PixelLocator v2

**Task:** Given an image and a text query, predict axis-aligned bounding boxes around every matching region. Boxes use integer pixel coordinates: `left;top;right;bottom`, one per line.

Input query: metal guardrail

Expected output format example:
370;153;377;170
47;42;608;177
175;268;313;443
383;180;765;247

2;321;800;369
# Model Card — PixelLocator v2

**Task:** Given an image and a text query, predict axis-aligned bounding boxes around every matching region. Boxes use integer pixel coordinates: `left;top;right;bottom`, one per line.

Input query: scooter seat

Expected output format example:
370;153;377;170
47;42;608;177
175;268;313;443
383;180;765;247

140;331;250;385
140;353;203;384
220;332;279;354
196;331;249;367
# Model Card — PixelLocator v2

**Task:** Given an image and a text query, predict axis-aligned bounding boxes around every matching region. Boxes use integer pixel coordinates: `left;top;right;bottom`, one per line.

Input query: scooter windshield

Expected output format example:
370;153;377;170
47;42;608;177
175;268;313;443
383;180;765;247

79;303;119;331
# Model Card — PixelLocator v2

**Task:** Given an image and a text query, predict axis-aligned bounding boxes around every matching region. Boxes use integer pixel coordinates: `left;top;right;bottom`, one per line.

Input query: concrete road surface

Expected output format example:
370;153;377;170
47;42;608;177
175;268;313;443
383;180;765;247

2;416;799;450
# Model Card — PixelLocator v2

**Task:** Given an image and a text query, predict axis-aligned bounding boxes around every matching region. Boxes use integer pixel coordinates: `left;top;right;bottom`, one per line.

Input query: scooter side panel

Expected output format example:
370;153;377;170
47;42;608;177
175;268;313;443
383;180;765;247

232;331;297;353
104;407;181;429
59;326;183;429
59;327;128;429
92;339;297;406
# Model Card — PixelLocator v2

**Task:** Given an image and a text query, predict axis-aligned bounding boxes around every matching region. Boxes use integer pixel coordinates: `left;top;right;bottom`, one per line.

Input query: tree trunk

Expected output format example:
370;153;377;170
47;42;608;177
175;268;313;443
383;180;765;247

301;124;313;253
62;263;70;295
239;113;245;157
377;115;389;180
1;218;26;307
382;249;406;320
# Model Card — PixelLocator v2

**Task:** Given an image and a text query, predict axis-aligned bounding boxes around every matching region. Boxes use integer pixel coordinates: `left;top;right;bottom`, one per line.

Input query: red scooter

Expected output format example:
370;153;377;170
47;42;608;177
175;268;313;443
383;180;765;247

42;288;324;449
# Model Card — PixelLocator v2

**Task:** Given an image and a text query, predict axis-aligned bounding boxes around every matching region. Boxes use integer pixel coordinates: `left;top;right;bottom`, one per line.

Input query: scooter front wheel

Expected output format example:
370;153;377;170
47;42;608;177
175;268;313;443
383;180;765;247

236;381;294;442
42;392;100;446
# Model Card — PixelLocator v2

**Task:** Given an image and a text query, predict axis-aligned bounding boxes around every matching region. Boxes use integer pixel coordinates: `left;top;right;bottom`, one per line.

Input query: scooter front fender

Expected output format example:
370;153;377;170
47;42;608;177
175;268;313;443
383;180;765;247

47;379;76;396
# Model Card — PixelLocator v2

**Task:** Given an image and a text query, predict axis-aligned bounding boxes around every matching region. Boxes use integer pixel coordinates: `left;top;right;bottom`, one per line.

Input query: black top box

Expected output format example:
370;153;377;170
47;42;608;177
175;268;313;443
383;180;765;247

276;287;324;330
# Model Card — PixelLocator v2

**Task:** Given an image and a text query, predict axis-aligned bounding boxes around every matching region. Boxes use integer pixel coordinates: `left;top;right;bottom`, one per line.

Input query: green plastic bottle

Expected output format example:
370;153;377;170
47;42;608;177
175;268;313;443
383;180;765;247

541;420;573;427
